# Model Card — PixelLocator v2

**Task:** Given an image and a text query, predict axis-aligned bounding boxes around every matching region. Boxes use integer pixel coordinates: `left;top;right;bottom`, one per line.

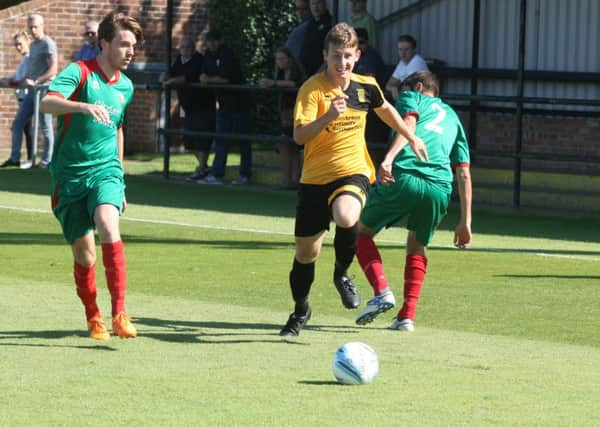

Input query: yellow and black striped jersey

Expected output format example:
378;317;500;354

294;72;385;185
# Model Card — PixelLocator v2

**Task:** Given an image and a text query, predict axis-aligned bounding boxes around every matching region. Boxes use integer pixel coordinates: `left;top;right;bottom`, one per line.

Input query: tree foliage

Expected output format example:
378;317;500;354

208;0;298;83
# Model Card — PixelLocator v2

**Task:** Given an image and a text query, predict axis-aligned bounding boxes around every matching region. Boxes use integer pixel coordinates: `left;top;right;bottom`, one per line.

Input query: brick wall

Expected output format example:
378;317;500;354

0;0;208;156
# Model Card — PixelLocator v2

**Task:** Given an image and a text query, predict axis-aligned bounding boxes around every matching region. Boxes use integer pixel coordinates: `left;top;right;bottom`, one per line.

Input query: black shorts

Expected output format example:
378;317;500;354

294;174;371;237
183;110;215;152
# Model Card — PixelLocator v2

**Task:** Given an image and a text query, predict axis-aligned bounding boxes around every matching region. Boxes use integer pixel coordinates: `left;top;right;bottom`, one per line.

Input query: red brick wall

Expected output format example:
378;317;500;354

0;0;208;155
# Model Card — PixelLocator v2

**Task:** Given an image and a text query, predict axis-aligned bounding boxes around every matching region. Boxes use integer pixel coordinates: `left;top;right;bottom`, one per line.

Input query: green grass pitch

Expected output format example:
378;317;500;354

1;156;599;426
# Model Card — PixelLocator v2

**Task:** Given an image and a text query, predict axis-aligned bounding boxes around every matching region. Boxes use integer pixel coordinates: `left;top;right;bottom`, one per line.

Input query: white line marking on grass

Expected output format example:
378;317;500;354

0;204;291;236
2;204;599;261
123;216;292;236
534;253;600;261
0;205;49;214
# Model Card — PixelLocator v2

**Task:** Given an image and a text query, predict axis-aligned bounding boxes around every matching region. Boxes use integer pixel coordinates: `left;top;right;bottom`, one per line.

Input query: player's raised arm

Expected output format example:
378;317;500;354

294;89;348;145
41;94;111;123
453;165;472;249
376;113;419;184
374;100;428;161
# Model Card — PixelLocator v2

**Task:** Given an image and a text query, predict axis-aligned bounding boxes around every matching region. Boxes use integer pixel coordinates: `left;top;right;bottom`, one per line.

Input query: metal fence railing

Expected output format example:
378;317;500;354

149;82;600;206
3;80;599;208
0;83;49;167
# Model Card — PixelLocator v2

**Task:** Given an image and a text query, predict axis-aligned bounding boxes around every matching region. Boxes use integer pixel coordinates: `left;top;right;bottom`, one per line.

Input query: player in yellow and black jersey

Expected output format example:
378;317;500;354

280;22;429;336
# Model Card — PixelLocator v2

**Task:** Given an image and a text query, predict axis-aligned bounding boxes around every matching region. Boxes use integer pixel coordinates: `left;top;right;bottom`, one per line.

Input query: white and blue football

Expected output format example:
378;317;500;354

332;342;379;385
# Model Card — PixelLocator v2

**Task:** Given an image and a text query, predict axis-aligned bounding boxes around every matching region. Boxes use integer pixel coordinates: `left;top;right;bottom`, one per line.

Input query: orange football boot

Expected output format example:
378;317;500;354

112;312;138;338
87;315;110;340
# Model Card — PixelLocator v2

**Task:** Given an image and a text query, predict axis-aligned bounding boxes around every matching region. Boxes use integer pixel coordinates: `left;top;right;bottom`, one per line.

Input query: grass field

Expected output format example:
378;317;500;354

1;155;600;426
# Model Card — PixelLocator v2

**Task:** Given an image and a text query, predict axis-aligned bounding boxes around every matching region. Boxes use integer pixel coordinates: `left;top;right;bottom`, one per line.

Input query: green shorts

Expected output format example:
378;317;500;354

51;175;125;244
360;173;450;246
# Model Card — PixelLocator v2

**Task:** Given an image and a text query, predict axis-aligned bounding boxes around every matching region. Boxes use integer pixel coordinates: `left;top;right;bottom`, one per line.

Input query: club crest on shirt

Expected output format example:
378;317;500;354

356;88;366;103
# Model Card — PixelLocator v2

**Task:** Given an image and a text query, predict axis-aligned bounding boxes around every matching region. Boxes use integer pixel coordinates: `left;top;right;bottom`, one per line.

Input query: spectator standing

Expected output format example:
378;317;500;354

2;14;57;168
199;30;252;185
348;0;377;48
385;34;429;100
40;11;143;340
355;71;472;332
162;36;216;181
352;27;385;87
353;27;388;151
259;47;306;189
73;20;100;61
299;0;333;76
0;31;34;169
286;0;312;61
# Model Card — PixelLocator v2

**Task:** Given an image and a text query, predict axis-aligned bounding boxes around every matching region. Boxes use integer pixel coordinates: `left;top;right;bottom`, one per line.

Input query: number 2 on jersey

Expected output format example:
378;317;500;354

424;103;446;134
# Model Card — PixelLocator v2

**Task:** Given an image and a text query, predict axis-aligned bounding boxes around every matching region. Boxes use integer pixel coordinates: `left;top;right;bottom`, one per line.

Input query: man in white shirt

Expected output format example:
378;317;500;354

385;34;428;100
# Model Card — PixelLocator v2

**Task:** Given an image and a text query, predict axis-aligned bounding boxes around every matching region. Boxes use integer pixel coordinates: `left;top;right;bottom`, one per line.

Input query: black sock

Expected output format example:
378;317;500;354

333;223;359;279
289;258;314;315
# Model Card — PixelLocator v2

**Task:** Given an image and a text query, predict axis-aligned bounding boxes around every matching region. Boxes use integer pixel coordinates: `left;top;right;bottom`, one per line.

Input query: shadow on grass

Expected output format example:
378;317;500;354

134;317;363;344
0;168;297;219
0;329;116;351
3;168;600;241
3;232;600;261
0;232;296;249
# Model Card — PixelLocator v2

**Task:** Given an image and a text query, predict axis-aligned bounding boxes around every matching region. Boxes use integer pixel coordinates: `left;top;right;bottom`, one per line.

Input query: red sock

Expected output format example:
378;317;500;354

102;241;127;316
356;235;389;295
398;254;427;320
74;262;100;320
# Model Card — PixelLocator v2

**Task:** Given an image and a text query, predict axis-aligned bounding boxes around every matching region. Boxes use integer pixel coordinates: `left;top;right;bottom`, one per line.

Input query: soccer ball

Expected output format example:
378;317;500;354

332;342;379;385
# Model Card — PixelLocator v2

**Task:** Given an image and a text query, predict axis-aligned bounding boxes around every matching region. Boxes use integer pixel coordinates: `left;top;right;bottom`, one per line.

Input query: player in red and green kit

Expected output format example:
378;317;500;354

355;70;472;331
40;11;143;340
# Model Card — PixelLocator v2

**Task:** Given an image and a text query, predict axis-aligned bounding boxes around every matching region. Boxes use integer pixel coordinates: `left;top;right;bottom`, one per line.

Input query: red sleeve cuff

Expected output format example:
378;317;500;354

452;162;470;170
47;91;64;98
403;111;419;121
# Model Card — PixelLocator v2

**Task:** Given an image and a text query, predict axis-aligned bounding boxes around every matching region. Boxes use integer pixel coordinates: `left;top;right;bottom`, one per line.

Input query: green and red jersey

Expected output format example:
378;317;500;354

47;59;133;187
393;91;470;192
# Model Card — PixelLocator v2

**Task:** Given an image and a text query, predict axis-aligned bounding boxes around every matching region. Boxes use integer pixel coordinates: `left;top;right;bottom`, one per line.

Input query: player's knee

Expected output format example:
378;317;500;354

334;214;358;229
332;203;361;228
74;250;96;267
94;212;121;243
295;248;320;263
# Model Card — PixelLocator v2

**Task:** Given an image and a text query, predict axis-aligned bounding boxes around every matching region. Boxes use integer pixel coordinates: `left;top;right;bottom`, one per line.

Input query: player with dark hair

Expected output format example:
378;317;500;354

279;22;428;336
40;11;143;340
355;70;472;332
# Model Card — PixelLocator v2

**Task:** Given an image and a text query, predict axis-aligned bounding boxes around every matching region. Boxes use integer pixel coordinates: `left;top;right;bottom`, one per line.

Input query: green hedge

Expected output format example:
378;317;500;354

208;0;297;83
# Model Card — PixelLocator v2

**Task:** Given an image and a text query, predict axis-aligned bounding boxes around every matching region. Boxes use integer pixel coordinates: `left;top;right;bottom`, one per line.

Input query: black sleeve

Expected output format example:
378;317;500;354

216;47;236;82
367;82;385;109
170;57;183;77
184;54;203;83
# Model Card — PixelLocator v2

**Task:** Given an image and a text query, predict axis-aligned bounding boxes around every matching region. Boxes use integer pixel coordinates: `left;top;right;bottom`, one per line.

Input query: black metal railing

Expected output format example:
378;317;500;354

150;82;600;207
